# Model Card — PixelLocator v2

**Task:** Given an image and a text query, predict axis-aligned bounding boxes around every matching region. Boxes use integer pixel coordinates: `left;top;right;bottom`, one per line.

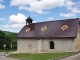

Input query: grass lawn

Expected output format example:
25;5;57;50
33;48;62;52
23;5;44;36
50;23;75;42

6;50;16;53
0;50;16;53
0;50;4;52
9;52;73;60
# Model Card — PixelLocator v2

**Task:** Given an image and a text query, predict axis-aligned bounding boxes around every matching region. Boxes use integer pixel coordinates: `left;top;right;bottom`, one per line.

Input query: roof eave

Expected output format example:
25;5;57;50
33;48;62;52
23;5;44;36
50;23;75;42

16;37;76;39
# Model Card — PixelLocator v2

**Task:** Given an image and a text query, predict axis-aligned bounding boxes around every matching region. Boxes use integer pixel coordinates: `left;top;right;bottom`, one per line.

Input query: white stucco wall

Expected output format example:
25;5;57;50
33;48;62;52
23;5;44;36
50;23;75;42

42;38;74;52
17;38;74;53
17;39;38;53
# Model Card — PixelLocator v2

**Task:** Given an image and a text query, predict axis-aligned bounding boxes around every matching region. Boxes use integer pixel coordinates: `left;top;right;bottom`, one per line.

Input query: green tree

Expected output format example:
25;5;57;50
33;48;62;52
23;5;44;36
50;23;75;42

0;30;17;50
0;30;5;50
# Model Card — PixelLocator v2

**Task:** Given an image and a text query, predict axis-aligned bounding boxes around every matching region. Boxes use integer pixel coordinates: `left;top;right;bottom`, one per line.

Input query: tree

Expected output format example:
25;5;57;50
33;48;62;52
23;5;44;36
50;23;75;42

0;30;5;50
0;30;17;50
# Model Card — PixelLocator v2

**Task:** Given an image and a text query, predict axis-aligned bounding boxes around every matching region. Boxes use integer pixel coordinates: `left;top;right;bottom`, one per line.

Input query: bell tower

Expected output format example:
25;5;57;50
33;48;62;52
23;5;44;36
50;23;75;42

26;17;33;25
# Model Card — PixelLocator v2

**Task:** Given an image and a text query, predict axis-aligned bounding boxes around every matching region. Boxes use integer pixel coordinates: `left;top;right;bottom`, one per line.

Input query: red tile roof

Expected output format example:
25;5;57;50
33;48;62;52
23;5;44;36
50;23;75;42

16;18;79;39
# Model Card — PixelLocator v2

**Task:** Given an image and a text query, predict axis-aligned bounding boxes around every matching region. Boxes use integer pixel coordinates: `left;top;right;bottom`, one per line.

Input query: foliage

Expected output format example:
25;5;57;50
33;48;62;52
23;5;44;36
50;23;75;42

0;50;4;52
9;52;73;60
0;30;6;50
0;30;17;50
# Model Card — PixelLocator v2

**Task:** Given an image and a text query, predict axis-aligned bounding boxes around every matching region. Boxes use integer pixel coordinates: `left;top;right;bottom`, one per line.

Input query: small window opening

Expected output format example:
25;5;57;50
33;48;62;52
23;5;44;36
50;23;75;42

50;41;54;49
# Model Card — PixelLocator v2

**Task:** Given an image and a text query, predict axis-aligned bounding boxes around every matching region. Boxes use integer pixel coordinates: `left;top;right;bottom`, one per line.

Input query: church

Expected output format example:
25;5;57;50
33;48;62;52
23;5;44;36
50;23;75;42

16;17;80;53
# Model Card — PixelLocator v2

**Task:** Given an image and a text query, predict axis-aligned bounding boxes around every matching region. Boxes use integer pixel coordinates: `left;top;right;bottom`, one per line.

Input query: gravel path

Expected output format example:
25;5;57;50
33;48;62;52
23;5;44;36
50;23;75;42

0;52;20;60
0;56;21;60
58;52;80;60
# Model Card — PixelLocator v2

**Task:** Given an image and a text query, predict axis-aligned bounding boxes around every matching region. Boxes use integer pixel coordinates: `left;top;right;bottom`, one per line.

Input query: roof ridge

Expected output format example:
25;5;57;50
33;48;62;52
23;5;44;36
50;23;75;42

32;18;79;24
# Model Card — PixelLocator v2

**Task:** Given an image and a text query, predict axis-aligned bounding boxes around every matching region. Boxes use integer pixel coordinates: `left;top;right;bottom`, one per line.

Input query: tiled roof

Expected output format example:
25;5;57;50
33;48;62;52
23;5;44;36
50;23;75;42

16;18;79;38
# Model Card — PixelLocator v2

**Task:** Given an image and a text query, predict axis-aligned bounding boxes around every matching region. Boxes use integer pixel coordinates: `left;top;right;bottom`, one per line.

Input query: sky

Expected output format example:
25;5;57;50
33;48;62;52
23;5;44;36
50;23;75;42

0;0;80;33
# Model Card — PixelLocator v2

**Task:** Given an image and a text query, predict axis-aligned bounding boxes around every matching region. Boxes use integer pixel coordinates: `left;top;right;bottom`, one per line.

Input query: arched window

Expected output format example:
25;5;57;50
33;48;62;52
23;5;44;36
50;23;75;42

50;41;54;49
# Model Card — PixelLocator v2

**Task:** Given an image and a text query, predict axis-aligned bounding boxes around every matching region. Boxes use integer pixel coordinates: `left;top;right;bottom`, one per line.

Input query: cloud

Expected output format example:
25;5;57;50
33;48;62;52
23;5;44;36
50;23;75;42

9;13;27;24
0;3;5;9
0;18;5;20
19;5;50;14
10;0;37;6
10;0;64;14
0;25;20;32
0;0;5;9
3;24;10;28
3;24;25;29
60;13;76;17
65;0;80;13
2;13;36;32
9;13;36;24
47;17;54;21
31;13;38;16
8;13;27;31
0;0;4;2
1;28;11;32
60;0;80;17
2;24;24;33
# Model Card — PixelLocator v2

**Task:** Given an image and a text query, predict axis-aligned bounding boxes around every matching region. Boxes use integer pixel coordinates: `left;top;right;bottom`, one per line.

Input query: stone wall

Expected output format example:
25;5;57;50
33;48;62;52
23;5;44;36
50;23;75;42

17;39;38;53
74;24;80;51
42;38;74;52
17;38;74;53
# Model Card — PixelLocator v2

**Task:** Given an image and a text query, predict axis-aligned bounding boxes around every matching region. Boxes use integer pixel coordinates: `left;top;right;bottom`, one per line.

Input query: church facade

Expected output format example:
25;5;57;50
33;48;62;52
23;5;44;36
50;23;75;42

16;18;80;53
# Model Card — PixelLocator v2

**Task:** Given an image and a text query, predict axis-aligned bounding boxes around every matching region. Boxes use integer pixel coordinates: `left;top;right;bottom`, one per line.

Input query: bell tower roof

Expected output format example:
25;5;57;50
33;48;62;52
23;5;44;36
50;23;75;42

26;17;33;21
26;17;33;25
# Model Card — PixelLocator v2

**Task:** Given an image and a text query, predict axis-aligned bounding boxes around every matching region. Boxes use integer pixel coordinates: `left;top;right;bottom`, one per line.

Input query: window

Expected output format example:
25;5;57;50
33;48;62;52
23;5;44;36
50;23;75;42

25;28;30;32
61;25;68;30
50;41;54;49
41;26;47;31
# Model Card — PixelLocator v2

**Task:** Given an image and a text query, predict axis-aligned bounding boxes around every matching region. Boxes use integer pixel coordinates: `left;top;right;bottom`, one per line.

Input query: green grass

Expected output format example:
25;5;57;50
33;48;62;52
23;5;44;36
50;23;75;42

0;50;4;52
0;50;16;53
9;52;73;60
6;50;16;53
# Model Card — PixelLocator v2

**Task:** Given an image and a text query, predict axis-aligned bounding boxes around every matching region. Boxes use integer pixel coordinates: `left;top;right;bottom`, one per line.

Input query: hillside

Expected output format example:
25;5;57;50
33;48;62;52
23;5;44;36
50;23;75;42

3;31;17;35
0;30;17;50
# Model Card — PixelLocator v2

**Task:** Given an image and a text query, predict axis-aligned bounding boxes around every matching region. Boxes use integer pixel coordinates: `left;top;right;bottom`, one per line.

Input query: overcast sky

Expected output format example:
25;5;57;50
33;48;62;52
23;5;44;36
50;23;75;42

0;0;80;32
